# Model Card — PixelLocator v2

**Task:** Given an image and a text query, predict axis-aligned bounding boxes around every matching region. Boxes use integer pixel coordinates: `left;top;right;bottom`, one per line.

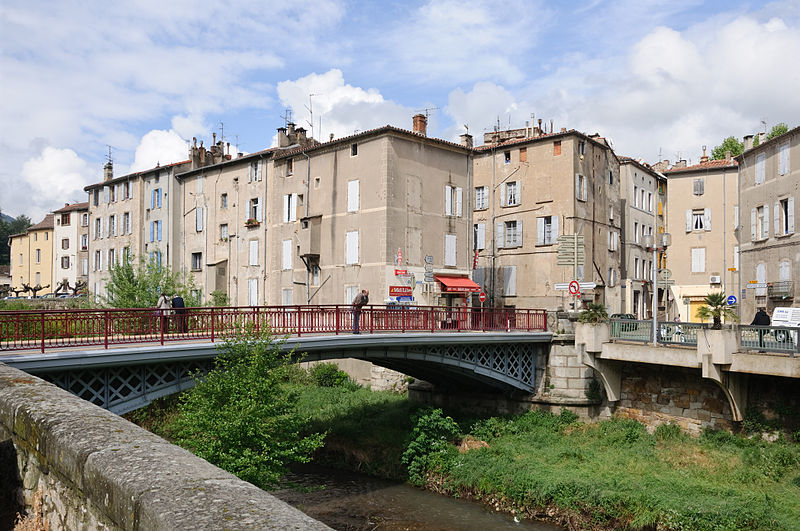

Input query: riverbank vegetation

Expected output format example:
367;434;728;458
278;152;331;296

127;332;800;530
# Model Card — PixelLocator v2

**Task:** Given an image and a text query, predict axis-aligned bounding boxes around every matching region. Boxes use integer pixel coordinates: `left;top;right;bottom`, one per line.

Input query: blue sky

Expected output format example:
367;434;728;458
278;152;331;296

1;0;799;219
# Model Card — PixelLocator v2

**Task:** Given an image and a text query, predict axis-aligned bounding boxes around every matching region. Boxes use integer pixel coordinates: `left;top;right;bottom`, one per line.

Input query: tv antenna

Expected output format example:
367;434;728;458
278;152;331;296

761;119;767;133
106;145;113;164
415;107;439;119
218;122;225;143
305;93;321;140
280;108;293;127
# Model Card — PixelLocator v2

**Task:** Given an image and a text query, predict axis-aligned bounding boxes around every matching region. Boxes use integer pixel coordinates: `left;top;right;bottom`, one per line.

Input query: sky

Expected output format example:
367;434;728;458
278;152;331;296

1;0;799;220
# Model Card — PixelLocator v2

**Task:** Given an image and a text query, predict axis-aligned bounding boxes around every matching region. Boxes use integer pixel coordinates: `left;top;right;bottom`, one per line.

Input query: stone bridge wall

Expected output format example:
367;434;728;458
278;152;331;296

0;363;329;530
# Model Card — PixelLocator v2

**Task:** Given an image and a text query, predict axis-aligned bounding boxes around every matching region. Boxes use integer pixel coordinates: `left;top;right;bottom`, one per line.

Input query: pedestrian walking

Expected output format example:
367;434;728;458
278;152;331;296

172;293;187;333
751;307;770;352
351;289;369;334
156;292;173;334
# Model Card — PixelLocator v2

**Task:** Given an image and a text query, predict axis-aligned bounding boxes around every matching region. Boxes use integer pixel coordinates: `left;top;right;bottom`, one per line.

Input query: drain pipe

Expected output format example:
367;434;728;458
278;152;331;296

303;152;311;304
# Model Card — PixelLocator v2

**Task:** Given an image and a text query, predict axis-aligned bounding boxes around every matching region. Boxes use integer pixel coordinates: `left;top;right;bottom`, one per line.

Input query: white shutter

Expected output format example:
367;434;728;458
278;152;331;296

517;219;523;246
346;231;358;264
256;160;262;181
445;185;452;215
733;206;739;229
575;174;580;200
283;194;290;223
779;261;791;281
282;239;292;269
763;204;770;238
249;240;258;265
496;222;505;249
733;246;739;269
685;209;692;232
197;176;203;194
256;198;263;222
756;154;765;184
503;266;517;296
445;234;457;266
751;208;757;241
775;201;781;236
500;184;507;207
348;180;359;212
456;187;463;217
788;197;795;234
196;207;203;231
756;263;766;296
477;223;485;250
290;193;297;222
779;144;789;175
552;216;559;241
248;279;258;306
537;218;544;245
704;208;711;231
248;163;253;182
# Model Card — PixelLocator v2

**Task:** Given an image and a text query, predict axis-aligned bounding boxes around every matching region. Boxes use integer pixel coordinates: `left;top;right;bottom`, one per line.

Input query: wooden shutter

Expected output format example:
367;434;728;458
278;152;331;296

703;208;711;231
751;208;757;241
348;180;359;212
775;201;781;236
283;194;290;223
290;194;297;222
445;234;457;266
456;187;463;217
552;216;559;242
248;279;258;306
476;223;486;250
249;240;258;265
536;218;544;245
503;266;517;296
196;207;203;232
788;197;795;234
517;220;523;246
346;231;358;264
763;204;770;238
496;222;505;249
282;240;292;269
256;198;263;222
445;185;452;215
685;209;692;232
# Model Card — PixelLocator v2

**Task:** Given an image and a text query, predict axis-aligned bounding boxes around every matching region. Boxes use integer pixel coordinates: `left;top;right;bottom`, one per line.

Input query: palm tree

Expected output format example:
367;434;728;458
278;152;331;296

578;303;609;324
696;292;739;329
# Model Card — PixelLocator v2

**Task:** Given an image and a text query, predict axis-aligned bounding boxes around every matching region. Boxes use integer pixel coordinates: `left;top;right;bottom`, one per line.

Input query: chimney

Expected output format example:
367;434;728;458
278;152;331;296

460;133;473;148
296;127;307;145
757;131;766;145
537;119;543;136
277;127;289;148
103;161;113;182
560;127;567;133
743;134;754;151
213;132;216;145
412;114;427;136
725;150;732;161
287;122;296;139
329;133;334;142
674;159;687;169
700;145;708;163
550;119;554;134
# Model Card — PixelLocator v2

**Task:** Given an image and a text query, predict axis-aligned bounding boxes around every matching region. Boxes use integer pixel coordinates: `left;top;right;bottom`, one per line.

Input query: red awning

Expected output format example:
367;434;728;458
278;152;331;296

434;275;482;293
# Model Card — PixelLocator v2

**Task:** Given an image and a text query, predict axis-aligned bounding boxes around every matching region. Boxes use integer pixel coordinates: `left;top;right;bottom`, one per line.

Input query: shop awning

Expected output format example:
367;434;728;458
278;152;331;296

434;275;482;293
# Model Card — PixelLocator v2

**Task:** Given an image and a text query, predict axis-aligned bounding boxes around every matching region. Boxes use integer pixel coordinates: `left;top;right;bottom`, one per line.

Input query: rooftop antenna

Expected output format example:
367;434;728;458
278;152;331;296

234;135;240;153
218;122;225;143
280;108;293;127
106;145;113;164
415;107;439;119
463;124;469;134
761;119;767;133
305;93;320;140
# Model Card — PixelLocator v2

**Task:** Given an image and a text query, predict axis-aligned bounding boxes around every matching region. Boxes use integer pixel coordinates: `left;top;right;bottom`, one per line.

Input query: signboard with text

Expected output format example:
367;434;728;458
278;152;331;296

389;286;413;297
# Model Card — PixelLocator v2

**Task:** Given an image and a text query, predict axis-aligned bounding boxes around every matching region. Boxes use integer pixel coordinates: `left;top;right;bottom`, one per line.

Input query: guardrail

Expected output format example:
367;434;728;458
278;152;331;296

610;319;705;347
0;305;548;353
740;325;798;357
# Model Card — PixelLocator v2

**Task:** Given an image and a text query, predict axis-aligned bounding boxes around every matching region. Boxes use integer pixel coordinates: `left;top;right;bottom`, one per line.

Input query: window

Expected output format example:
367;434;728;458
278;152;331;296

80;234;88;251
445;234;457;266
109;185;115;203
633;186;639;208
108;249;116;269
249;279;259;306
92;189;99;206
608;230;619;251
311;264;320;285
686;209;711;232
35;249;41;263
503;265;517;296
44;232;48;241
282;288;293;306
61;238;69;250
34;233;37;242
634;257;640;279
634;222;639;243
519;147;527;162
503;151;511;164
191;252;202;271
504;181;519;206
283;239;293;269
691;248;706;273
123;181;130;200
553;141;561;156
536;216;559;245
578;141;586;155
123;212;130;234
196;207;204;232
249;240;258;265
287;158;293;175
35;272;40;285
640;189;646;209
81;213;89;226
607;268;617;287
776;197;795;236
60;213;70;226
779;260;791;282
94;250;101;271
248;161;262;182
151;188;162;209
475;186;488;210
220;224;229;240
733;245;739;270
575;175;587;201
756;154;765;184
61;256;70;269
82;258;88;276
220;193;228;209
693;178;704;196
779;143;790;175
609;170;613;185
648;192;653;212
473;223;486;250
351;143;358;156
445;185;463;215
18;254;22;266
150;220;162;242
348;180;360;212
282;194;296;223
755;262;766;296
752;205;769;241
346;231;359;265
504;220;522;247
609;206;614;223
108;215;116;236
122;247;131;264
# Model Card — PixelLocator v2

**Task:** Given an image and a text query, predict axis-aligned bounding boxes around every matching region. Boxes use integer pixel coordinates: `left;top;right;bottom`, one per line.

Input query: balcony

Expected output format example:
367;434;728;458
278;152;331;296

768;281;794;300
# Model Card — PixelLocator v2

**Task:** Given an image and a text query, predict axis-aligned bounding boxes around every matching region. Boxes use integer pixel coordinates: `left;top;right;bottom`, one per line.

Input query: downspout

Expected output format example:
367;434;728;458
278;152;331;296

490;145;496;306
303;151;311;304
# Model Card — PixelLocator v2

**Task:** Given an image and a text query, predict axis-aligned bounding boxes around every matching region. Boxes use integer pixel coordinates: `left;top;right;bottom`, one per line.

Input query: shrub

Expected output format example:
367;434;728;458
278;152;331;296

654;422;685;442
310;362;359;390
402;408;460;486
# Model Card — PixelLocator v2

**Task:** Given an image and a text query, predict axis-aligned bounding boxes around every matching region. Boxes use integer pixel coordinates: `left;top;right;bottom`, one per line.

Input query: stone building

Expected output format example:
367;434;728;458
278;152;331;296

618;158;668;319
737;126;799;320
51;202;89;293
8;214;54;294
663;151;739;322
471;126;622;311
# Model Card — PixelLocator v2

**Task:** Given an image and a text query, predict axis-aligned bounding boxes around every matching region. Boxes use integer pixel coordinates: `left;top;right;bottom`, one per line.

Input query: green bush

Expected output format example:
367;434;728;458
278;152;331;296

310;362;359;390
654;422;685;442
402;408;460;486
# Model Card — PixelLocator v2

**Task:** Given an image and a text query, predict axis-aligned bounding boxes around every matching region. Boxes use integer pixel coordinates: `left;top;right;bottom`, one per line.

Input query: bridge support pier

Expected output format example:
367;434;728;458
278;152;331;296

698;329;748;421
578;344;621;402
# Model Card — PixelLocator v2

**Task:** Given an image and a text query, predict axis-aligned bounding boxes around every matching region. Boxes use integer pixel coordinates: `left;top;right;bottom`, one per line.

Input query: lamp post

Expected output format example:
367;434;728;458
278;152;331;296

643;232;671;345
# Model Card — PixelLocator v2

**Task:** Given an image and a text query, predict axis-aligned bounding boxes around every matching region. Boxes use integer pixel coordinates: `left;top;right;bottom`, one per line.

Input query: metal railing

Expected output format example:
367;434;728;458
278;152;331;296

610;319;705;347
767;281;794;299
0;304;548;353
740;325;799;357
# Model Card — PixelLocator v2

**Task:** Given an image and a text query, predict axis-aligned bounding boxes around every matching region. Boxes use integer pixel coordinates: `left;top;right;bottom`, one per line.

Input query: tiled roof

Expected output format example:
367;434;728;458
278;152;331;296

176;147;279;179
663;158;737;174
471;129;614;154
29;213;54;231
84;160;191;191
52;202;89;213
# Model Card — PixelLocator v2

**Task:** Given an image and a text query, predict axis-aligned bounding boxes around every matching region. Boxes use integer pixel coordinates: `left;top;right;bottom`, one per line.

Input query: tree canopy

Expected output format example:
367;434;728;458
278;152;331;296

103;257;201;308
0;212;32;265
710;136;743;160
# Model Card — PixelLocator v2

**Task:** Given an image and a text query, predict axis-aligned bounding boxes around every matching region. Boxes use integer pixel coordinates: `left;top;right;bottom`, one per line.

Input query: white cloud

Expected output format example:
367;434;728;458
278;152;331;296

444;82;518;143
131;130;190;172
20;147;95;215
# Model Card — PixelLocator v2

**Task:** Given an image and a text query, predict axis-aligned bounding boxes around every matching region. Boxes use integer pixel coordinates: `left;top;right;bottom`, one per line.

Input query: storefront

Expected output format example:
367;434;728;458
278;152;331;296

434;274;481;307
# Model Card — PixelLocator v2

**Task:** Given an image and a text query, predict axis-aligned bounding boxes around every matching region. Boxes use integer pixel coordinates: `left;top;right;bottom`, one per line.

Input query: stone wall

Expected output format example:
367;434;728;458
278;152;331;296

0;363;330;530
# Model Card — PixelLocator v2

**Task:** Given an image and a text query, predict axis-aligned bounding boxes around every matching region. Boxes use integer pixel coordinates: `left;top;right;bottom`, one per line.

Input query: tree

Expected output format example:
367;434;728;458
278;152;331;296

0;212;32;265
578;303;609;323
710;136;743;160
766;122;789;141
168;329;325;489
103;257;201;308
696;292;739;329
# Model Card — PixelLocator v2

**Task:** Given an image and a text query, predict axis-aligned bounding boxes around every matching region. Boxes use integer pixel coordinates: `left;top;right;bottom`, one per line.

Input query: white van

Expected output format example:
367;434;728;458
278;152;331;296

771;307;800;344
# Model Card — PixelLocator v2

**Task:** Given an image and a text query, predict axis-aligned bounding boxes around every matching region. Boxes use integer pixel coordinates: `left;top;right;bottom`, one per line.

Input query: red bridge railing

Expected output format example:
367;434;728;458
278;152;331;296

0;305;548;353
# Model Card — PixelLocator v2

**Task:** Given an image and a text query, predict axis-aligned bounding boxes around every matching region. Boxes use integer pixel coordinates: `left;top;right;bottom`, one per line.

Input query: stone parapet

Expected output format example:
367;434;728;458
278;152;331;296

0;363;330;530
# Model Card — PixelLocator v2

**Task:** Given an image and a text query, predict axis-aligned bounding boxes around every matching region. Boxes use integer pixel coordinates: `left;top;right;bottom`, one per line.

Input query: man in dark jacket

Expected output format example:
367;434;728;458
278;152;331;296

351;289;369;334
172;294;187;333
750;307;770;351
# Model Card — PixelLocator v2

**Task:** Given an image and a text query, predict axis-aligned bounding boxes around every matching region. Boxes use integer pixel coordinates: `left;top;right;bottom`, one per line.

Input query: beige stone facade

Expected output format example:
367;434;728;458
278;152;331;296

51;202;89;293
737;126;799;321
471;129;622;311
618;158;668;318
8;214;54;294
663;156;739;322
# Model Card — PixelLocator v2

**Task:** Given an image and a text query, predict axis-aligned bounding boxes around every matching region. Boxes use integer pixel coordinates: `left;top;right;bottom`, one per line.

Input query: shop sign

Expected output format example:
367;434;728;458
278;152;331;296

389;286;412;296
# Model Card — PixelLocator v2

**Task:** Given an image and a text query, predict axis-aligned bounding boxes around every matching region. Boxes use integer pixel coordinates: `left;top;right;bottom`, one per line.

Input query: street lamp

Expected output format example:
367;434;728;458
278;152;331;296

642;232;671;345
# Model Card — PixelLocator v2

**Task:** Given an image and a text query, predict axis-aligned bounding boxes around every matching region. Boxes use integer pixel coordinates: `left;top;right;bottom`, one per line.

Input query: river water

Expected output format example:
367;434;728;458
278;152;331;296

271;464;561;531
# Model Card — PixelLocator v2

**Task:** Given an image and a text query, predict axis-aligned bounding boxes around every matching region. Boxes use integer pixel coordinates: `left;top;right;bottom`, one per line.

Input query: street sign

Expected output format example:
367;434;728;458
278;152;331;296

478;292;486;302
658;269;672;281
394;269;407;276
554;282;570;291
727;295;737;306
578;282;597;290
747;283;767;289
728;267;737;272
424;255;434;264
568;281;580;295
389;286;412;297
424;273;435;282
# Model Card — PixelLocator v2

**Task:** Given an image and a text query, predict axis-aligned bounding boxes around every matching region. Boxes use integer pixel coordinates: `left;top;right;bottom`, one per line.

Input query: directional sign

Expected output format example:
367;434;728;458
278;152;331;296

554;282;571;291
727;295;737;306
578;282;597;290
658;269;672;281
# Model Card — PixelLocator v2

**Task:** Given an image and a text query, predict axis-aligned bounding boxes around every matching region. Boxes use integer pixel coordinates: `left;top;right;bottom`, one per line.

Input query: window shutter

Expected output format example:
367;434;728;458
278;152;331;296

685;210;692;232
249;240;258;265
575;174;580;200
256;199;263;222
703;208;711;231
503;266;517;296
733;206;739;229
445;234;457;266
456;187;462;217
477;223;486;250
445;185;452;215
763;204;770;238
788;197;795;234
500;184;507;207
552;216;559;241
290;193;297;222
537;218;544;245
157;220;162;241
775;201;781;236
346;231;358;264
196;207;203;232
517;220;523;246
283;240;292;269
150;222;154;242
756;154;765;184
248;163;252;182
496;222;505;249
348;180;359;212
751;208;757;241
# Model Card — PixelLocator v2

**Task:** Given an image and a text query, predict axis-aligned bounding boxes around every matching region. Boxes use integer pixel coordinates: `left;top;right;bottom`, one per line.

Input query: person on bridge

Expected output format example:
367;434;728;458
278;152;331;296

172;294;187;333
352;289;369;334
157;292;173;334
751;307;770;352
